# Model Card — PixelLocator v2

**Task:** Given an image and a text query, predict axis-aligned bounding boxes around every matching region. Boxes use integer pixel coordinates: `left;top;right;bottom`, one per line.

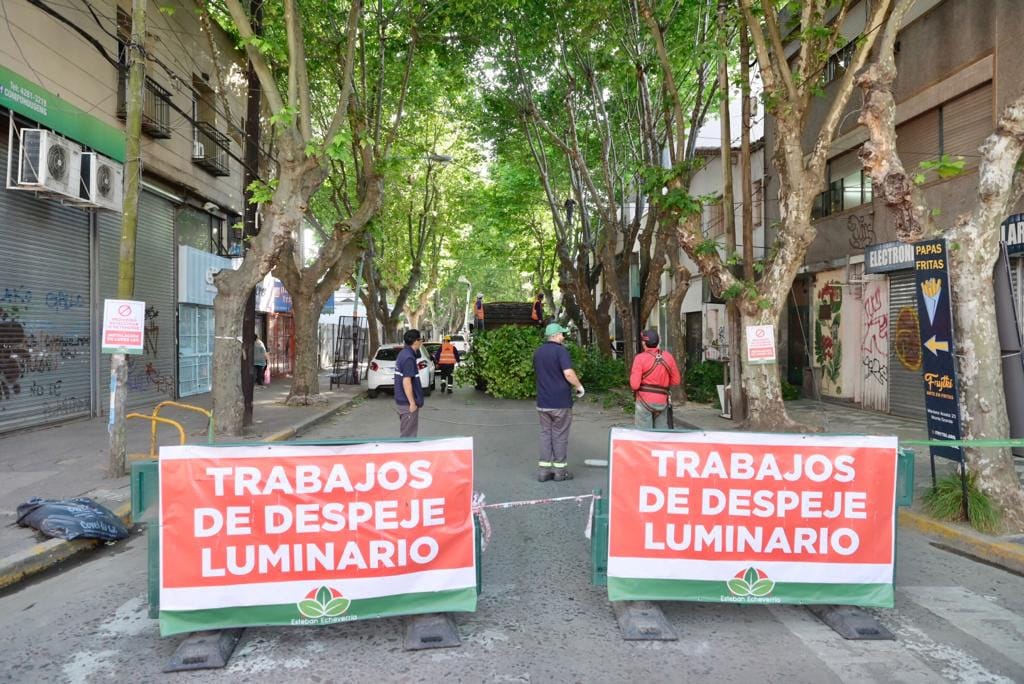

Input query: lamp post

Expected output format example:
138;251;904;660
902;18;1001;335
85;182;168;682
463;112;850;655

457;275;471;332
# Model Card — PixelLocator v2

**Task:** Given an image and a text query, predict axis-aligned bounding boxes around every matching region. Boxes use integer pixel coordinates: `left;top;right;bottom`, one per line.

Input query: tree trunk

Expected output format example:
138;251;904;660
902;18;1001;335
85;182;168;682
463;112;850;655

739;307;803;431
212;287;249;435
282;287;325;405
666;253;691;406
108;0;146;477
950;242;1024;531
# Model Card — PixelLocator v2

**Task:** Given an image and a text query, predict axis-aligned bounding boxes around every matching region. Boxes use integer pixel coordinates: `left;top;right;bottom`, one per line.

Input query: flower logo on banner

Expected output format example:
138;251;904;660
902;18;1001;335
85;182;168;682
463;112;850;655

297;586;350;618
726;567;775;597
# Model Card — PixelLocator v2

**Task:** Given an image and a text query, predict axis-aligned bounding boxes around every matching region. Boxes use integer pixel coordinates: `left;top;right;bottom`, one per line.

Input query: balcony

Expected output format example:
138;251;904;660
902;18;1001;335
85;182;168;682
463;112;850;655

116;67;172;139
192;122;230;177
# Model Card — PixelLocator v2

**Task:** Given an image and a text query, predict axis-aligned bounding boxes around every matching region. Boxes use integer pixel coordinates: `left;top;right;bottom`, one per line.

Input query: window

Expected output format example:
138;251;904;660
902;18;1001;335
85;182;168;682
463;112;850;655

822;41;856;86
115;9;171;138
192;76;230;176
705;199;725;237
812;147;872;220
177;206;230;255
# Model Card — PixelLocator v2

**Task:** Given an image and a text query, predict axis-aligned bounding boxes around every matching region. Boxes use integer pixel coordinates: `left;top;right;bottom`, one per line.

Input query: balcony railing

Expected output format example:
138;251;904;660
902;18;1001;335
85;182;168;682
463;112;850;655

192;122;230;177
116;67;172;139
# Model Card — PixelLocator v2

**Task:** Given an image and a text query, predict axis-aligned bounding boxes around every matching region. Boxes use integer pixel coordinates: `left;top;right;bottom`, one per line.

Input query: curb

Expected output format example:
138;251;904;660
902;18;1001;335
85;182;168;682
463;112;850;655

899;508;1024;576
0;392;364;592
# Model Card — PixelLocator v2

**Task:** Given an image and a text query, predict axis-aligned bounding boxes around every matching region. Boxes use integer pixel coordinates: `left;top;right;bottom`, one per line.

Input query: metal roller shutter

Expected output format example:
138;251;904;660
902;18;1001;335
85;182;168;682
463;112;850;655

888;271;926;419
0;131;93;432
97;191;176;410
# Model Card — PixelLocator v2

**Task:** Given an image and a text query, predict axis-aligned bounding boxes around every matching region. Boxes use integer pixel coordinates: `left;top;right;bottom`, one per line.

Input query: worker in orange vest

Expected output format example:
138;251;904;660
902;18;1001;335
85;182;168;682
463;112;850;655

433;335;461;394
474;293;485;333
531;292;544;325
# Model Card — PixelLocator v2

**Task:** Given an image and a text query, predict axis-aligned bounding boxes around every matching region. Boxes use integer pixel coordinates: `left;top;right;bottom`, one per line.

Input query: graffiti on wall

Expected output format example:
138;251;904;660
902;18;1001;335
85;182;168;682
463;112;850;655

0;293;91;417
895;306;923;371
814;280;843;393
125;306;172;397
847;214;875;250
860;283;889;386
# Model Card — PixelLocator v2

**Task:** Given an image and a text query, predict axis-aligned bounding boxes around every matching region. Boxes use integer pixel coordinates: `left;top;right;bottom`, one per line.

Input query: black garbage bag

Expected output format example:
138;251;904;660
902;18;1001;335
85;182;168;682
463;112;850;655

16;497;130;542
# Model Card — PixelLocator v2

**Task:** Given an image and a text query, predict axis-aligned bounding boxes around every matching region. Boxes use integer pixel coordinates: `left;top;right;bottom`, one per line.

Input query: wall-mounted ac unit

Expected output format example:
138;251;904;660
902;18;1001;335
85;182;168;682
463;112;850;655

192;140;205;159
17;129;82;198
79;152;124;212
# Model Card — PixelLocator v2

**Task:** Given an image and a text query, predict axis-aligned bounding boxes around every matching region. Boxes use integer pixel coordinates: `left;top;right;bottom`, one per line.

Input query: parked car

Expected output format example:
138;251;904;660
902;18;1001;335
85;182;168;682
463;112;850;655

366;344;434;398
448;334;469;354
423;341;442;360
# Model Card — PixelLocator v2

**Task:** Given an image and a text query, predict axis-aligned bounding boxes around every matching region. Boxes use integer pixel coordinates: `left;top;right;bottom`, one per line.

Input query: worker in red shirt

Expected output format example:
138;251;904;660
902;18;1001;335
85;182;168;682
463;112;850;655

629;329;681;429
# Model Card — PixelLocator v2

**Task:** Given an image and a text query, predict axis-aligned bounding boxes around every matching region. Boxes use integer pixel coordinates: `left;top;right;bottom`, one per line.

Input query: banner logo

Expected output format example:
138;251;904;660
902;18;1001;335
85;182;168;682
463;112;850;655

297;585;350;619
726;566;774;598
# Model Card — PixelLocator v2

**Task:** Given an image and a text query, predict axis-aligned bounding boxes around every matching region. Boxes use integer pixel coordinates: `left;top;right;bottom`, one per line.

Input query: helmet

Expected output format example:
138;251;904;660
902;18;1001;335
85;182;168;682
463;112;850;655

444;335;452;341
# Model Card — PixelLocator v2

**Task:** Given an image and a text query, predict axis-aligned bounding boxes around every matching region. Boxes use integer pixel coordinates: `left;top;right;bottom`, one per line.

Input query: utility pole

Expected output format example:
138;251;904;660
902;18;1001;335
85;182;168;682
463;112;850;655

108;0;146;477
241;0;263;427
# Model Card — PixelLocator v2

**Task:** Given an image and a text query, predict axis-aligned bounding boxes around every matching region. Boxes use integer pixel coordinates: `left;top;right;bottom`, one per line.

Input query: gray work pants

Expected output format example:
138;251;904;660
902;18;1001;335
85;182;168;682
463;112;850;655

634;401;670;429
396;404;420;437
537;408;572;466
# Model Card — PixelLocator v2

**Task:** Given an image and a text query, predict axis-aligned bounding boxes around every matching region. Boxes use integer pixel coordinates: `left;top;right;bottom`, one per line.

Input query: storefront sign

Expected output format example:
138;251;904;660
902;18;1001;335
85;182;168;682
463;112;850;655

914;238;963;462
607;429;898;607
157;439;477;636
744;325;776;364
1001;214;1024;255
101;299;145;354
864;241;915;274
0;64;125;161
178;246;232;306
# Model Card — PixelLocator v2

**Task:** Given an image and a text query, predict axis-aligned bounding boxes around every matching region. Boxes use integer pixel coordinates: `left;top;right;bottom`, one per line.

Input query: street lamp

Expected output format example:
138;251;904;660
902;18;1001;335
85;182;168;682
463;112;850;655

457;275;471;333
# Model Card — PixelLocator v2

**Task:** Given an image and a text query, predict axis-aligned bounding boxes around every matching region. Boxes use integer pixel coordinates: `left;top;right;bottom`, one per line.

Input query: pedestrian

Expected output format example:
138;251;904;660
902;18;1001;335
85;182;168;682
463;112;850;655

531;292;544;325
433;335;460;394
630;329;681;429
533;322;585;482
253;334;268;386
474;293;485;333
394;329;425;437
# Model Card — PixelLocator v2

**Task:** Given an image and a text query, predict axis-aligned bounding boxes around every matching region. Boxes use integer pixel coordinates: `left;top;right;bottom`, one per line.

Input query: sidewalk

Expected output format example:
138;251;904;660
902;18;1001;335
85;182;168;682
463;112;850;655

0;373;365;590
675;398;1024;575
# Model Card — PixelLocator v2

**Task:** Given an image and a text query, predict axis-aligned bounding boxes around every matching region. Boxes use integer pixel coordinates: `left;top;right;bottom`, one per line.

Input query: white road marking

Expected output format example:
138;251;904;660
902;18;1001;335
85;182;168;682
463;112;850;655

769;604;936;683
901;586;1024;670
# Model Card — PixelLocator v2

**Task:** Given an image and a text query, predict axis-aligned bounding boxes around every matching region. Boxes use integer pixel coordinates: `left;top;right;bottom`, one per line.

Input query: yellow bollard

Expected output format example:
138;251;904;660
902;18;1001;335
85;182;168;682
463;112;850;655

149;401;214;458
126;413;186;461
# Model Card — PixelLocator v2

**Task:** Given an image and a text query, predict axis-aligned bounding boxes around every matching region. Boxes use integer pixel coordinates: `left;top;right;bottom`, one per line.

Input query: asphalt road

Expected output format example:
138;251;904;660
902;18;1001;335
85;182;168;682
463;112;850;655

1;388;1022;683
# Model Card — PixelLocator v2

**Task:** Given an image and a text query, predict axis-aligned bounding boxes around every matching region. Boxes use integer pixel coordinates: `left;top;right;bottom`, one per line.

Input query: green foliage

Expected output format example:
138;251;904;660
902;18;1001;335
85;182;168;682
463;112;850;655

922;471;1001;534
568;344;627;392
694;239;720;257
780;379;801;401
454;326;544;399
454;328;627;399
685;361;724;405
914;154;967;185
247;179;278;205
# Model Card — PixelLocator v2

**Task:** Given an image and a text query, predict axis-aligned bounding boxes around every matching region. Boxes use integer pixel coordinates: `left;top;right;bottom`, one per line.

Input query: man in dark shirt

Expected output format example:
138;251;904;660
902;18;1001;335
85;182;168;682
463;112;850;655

394;329;425;437
533;323;585;482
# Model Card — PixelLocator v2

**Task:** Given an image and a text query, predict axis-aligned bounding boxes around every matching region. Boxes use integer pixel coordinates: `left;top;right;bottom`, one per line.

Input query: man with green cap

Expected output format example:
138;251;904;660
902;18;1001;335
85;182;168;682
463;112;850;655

532;322;585;481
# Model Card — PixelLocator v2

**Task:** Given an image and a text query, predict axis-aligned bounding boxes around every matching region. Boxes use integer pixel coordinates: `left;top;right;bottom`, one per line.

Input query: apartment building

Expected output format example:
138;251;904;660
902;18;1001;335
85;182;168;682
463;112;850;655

0;0;247;431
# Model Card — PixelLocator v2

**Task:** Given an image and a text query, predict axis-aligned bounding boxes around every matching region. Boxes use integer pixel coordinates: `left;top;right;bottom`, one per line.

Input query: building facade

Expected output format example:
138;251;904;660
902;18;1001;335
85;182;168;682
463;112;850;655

0;0;246;432
764;0;1024;418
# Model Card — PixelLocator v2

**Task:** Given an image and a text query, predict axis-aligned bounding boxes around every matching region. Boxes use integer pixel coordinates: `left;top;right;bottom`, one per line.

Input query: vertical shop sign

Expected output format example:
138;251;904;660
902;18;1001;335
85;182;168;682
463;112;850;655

913;239;963;462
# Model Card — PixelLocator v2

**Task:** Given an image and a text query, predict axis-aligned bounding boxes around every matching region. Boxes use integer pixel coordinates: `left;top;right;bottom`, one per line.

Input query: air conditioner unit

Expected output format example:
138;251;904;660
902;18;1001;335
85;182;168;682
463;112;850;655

79;152;124;212
17;129;82;198
192;140;205;159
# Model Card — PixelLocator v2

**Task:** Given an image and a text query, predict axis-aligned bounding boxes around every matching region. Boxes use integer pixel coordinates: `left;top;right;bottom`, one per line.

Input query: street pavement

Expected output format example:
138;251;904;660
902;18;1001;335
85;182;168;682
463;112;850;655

0;373;364;589
0;388;1022;682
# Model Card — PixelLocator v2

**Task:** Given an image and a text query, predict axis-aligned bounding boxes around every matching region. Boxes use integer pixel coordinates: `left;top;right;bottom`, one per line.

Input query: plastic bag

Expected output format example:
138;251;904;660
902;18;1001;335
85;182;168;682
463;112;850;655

16;497;130;542
264;367;271;385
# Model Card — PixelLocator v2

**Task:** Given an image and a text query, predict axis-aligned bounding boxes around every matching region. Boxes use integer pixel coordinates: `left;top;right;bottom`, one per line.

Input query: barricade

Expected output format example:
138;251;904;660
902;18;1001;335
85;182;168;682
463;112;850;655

131;437;481;639
589;428;915;640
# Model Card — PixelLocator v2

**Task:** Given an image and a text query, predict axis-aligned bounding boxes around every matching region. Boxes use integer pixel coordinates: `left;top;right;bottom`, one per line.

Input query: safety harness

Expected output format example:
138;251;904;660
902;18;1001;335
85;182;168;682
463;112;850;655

635;349;671;419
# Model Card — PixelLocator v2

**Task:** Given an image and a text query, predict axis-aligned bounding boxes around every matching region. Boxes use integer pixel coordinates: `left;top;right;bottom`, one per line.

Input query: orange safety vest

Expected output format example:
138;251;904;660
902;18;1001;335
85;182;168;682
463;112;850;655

439;342;457;365
475;299;484;319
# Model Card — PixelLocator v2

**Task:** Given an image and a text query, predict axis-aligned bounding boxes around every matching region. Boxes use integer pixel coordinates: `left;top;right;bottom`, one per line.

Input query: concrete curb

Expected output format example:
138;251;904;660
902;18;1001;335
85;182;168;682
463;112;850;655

899;508;1024;576
0;392;364;592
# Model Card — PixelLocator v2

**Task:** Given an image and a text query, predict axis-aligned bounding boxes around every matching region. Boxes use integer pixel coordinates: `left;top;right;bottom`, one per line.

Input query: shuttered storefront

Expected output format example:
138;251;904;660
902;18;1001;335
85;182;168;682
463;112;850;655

0;131;93;432
97;191;176;410
888;271;926;419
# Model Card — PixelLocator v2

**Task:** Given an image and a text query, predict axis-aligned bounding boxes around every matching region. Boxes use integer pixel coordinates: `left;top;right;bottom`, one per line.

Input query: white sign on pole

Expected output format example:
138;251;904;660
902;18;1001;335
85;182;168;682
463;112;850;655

745;324;776;364
102;299;146;354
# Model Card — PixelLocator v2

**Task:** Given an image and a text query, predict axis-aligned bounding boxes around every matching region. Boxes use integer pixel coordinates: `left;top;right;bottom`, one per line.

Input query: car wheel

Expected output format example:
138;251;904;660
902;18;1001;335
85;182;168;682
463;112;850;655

367;388;379;398
424;382;433;397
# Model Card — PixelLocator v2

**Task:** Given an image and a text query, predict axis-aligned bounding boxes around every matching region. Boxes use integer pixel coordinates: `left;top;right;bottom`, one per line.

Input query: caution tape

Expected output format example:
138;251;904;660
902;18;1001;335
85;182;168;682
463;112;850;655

471;492;600;552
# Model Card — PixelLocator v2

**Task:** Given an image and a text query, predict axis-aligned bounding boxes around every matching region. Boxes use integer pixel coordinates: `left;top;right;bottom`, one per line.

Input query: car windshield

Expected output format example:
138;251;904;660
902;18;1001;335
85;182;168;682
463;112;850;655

450;335;465;342
374;347;401;361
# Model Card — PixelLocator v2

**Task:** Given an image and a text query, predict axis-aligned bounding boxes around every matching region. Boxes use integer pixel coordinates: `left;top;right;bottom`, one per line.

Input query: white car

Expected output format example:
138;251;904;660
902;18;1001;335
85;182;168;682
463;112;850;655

448;334;470;354
366;344;435;398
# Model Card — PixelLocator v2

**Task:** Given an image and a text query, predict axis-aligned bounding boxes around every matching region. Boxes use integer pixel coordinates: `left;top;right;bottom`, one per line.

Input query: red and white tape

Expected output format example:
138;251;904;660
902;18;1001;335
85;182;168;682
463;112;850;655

471;491;600;552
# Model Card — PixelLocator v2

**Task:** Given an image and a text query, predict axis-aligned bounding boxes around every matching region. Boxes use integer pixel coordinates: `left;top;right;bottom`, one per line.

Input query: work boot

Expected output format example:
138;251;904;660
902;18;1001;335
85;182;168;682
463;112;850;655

440;380;447;393
536;467;555;482
551;468;573;481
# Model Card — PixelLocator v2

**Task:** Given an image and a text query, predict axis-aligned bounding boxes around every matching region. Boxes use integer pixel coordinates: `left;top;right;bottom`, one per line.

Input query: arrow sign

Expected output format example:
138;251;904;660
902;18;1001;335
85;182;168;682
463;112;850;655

924;335;950;355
